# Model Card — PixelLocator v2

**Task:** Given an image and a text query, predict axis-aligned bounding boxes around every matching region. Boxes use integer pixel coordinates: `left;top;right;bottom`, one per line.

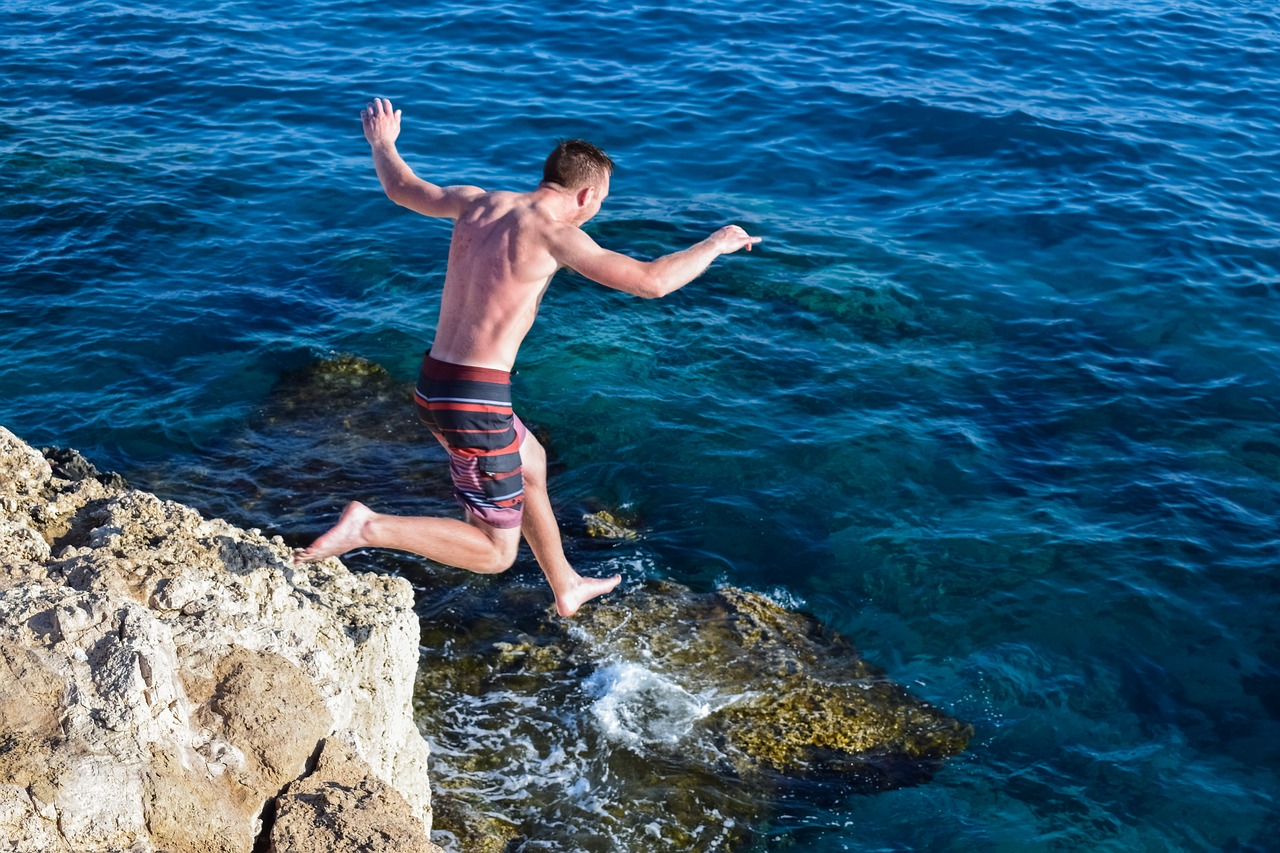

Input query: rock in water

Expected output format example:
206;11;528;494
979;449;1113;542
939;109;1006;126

0;426;439;853
415;578;973;850
582;510;639;540
574;581;973;787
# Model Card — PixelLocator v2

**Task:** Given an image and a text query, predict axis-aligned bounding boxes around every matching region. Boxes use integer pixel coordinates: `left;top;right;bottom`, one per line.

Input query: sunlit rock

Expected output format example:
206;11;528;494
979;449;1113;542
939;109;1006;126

0;426;434;853
583;509;640;540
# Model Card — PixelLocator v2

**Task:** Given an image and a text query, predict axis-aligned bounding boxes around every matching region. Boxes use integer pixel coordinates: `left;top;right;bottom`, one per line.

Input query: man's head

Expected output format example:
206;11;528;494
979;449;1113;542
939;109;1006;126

543;139;614;190
543;139;614;224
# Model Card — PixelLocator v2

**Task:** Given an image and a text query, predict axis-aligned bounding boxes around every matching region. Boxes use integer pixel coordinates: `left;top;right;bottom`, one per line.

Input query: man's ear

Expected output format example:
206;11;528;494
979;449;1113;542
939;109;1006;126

576;185;597;208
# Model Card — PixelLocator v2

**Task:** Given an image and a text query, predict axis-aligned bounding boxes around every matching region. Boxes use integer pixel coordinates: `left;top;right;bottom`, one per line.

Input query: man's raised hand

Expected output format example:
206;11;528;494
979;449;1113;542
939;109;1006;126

361;97;402;148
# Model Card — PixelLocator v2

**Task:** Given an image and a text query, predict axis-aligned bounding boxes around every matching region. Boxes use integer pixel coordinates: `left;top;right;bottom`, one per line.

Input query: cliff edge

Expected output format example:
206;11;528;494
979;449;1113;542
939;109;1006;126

0;426;441;853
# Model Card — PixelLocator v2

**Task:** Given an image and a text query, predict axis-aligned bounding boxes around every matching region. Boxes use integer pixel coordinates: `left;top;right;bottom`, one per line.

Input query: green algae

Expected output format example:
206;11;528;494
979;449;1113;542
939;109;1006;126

582;510;640;540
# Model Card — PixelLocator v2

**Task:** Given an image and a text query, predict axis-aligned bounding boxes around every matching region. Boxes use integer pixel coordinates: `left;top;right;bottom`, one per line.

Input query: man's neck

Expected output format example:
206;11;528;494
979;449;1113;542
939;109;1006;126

531;183;578;222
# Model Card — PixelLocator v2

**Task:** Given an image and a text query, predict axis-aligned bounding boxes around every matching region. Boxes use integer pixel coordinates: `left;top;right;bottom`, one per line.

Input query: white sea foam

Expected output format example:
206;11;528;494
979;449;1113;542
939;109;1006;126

584;660;713;748
713;576;807;611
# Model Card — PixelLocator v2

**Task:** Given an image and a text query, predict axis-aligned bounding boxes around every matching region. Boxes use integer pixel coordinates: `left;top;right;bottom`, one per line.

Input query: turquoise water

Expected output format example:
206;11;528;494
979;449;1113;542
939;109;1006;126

4;0;1279;850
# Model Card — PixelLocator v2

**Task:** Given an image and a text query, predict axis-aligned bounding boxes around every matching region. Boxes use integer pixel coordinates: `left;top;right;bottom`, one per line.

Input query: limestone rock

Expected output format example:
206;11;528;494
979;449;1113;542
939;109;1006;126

0;426;434;852
270;739;447;853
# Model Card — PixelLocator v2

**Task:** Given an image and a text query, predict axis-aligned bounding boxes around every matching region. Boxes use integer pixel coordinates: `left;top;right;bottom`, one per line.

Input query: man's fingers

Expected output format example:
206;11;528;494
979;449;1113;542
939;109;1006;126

711;225;761;254
362;99;399;122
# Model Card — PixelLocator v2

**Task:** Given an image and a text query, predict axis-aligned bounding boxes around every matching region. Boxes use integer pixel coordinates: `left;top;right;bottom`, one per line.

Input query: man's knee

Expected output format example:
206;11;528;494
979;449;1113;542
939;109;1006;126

476;550;517;574
473;523;521;574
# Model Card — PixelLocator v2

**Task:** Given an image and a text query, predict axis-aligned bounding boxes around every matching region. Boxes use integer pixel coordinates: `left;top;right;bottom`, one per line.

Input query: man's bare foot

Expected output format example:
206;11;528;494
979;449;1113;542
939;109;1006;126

293;501;375;564
554;573;622;618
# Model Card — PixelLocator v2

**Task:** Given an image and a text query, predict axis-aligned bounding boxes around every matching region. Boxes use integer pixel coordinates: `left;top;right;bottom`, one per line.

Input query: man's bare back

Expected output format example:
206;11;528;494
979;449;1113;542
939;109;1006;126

431;189;573;370
294;98;759;617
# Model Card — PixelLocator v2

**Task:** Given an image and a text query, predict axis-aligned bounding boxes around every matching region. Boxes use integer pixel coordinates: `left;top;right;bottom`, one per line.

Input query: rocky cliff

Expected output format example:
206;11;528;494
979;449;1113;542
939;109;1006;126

0;426;441;853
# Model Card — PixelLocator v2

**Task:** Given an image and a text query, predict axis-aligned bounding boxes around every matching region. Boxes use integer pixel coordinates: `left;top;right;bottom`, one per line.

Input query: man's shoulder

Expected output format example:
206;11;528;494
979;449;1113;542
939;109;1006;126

469;189;546;219
509;195;582;237
536;216;589;251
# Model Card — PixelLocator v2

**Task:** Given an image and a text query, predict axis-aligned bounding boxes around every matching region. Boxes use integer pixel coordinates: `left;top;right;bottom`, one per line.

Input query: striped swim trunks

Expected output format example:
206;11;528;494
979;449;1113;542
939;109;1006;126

413;352;527;529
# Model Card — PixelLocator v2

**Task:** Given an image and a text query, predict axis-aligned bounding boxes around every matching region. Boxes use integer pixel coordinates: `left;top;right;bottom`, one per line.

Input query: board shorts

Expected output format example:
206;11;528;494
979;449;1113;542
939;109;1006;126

413;352;527;529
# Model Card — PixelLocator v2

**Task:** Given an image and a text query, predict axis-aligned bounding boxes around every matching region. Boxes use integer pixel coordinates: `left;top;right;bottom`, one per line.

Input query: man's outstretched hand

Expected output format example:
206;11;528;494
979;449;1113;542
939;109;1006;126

361;97;402;148
711;224;763;254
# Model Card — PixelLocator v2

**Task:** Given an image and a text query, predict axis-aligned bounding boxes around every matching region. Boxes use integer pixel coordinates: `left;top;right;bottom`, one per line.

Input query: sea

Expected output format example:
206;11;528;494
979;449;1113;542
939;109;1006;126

3;0;1278;850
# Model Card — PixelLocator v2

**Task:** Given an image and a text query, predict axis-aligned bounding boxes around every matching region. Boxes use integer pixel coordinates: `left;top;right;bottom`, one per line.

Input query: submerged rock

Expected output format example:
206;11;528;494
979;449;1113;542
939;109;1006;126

0;426;436;853
574;582;972;787
415;577;972;850
429;791;523;853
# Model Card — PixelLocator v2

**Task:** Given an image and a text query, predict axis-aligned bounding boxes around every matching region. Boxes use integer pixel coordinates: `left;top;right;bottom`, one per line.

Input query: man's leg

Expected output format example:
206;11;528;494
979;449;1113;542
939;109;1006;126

293;502;520;574
517;432;620;617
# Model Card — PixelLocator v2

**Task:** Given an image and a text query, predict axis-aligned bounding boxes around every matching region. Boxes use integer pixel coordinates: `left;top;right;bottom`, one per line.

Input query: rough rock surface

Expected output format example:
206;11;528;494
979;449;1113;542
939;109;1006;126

0;426;435;853
270;739;445;853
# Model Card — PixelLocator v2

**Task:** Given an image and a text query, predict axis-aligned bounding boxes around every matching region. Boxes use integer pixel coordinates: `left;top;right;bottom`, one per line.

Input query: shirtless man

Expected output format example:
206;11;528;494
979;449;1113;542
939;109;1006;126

295;97;761;616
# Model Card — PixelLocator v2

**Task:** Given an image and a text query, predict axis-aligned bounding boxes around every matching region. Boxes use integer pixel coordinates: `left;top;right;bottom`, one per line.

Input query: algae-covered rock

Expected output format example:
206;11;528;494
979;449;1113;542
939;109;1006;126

583;509;639;540
413;577;971;851
428;790;522;853
572;582;972;785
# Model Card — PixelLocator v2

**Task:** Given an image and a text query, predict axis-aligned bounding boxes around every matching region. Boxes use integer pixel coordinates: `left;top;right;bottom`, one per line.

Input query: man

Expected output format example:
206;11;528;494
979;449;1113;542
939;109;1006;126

295;97;761;617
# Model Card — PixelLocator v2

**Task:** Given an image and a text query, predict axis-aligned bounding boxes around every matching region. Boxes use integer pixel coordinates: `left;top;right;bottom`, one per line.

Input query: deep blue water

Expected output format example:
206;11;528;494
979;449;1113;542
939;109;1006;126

4;0;1279;850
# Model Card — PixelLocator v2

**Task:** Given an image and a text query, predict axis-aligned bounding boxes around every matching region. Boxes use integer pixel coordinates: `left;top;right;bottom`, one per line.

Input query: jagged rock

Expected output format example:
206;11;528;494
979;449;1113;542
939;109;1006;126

40;445;129;491
0;426;434;853
270;739;447;853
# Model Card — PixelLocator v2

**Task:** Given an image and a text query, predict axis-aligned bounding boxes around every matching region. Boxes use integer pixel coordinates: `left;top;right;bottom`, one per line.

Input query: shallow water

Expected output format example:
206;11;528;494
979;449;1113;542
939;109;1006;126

4;0;1279;849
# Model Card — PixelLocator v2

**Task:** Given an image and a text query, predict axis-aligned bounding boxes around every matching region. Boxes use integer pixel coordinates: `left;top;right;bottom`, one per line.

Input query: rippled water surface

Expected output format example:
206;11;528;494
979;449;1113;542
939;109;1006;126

4;0;1279;850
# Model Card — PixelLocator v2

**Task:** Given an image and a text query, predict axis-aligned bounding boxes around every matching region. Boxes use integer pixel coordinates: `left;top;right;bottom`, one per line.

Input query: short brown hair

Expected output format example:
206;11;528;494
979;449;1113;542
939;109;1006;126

542;139;614;190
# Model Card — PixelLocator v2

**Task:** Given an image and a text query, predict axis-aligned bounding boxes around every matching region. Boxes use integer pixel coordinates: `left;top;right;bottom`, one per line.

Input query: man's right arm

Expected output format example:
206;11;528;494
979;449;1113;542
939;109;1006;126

550;224;761;299
362;98;483;219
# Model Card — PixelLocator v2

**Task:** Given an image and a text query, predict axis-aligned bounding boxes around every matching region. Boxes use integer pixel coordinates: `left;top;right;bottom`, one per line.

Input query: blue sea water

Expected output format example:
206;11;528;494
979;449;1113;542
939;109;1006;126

3;0;1279;850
